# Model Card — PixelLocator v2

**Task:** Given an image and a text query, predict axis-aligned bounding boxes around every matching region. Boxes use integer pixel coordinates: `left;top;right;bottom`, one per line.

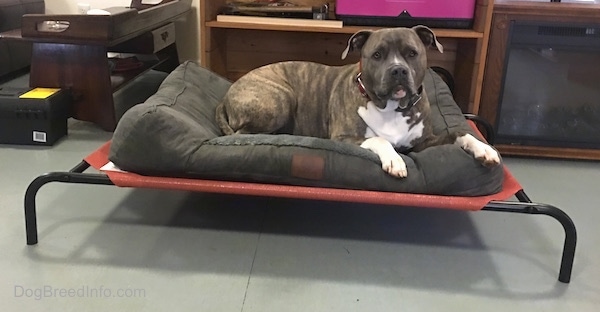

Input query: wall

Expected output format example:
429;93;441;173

44;0;201;62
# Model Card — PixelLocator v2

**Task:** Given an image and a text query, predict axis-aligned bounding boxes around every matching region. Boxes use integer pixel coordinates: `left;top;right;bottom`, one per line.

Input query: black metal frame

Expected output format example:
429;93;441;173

22;118;577;284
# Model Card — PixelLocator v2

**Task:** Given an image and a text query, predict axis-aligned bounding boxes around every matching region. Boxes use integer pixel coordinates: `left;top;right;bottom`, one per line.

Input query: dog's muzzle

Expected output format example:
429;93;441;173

395;86;423;112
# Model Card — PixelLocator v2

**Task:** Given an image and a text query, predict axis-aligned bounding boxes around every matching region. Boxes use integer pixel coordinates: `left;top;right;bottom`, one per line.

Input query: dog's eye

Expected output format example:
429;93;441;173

372;51;382;60
408;50;418;57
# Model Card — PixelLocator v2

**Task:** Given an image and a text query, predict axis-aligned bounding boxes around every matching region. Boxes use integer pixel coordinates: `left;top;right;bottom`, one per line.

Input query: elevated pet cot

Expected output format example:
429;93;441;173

22;62;576;283
23;119;576;284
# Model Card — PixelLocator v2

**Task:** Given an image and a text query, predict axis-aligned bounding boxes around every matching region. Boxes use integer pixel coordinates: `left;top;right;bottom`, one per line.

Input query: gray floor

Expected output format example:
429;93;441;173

1;119;599;311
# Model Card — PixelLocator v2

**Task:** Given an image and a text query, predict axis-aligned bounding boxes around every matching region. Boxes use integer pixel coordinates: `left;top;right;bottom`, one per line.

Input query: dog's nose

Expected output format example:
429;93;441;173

389;65;409;80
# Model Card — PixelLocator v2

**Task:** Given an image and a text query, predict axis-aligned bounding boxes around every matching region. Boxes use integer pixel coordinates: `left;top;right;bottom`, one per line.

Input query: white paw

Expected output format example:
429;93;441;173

381;153;408;178
456;134;501;167
360;137;408;178
474;143;501;167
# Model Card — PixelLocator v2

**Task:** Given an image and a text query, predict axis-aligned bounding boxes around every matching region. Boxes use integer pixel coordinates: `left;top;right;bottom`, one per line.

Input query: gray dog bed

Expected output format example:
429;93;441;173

109;61;503;196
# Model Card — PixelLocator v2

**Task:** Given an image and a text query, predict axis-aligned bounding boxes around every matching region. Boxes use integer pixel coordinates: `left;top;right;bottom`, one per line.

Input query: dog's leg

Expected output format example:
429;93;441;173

455;134;501;167
360;137;407;178
215;103;235;135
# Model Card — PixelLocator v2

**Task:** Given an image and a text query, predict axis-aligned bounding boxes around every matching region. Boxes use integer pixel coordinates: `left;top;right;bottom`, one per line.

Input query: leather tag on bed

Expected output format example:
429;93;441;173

291;154;325;180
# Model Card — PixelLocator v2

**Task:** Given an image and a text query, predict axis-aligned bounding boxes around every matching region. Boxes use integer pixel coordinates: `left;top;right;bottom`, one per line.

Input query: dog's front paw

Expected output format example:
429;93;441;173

474;143;501;167
381;153;408;178
360;137;407;178
456;134;501;167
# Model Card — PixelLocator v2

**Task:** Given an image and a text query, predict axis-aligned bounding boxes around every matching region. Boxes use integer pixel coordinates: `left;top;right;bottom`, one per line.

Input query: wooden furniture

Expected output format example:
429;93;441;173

480;0;600;160
199;0;495;114
15;0;191;131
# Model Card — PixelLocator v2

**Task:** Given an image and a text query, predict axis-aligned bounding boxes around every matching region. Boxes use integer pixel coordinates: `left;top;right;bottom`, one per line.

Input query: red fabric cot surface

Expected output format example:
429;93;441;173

84;142;522;212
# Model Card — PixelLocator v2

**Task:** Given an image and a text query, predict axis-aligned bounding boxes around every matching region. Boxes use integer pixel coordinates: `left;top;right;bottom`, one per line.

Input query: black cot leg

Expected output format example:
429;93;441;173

515;189;532;203
543;204;576;283
25;172;76;245
24;161;113;245
484;195;577;283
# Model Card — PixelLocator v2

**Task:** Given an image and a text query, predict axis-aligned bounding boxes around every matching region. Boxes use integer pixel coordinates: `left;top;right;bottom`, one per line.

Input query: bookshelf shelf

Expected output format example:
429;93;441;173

200;0;494;113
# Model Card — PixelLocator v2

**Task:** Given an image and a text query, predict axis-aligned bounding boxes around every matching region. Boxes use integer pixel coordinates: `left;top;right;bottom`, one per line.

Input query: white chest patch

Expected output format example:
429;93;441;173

357;100;424;149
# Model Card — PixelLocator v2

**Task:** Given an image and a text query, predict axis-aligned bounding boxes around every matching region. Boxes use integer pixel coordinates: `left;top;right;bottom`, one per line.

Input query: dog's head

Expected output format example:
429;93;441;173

342;26;443;110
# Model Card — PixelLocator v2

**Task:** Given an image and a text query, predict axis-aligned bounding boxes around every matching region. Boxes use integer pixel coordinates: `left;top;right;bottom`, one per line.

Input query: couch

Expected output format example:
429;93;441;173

0;0;44;84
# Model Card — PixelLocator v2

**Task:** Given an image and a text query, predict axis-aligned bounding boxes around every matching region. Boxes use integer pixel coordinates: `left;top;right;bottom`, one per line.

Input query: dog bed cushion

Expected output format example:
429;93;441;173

109;61;503;196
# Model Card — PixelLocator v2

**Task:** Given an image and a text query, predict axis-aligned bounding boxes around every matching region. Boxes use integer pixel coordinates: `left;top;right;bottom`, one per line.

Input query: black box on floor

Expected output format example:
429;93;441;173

0;87;71;146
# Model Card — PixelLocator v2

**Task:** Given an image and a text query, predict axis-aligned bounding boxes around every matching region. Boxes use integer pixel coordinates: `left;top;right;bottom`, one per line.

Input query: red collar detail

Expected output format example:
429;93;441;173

356;60;370;99
356;72;370;99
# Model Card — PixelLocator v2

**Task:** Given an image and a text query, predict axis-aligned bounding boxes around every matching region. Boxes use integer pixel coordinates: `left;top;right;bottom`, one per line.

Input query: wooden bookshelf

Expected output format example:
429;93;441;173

199;0;495;114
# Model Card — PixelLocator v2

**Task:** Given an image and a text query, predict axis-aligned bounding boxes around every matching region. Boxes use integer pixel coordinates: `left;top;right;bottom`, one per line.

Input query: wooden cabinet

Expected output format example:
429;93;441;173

12;0;192;131
199;0;495;114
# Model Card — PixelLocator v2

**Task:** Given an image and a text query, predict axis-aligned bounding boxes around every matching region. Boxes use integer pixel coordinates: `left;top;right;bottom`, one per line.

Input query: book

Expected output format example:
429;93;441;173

216;15;343;29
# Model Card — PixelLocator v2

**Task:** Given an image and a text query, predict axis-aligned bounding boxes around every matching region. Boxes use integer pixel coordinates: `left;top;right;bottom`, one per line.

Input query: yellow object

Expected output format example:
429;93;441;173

19;88;60;99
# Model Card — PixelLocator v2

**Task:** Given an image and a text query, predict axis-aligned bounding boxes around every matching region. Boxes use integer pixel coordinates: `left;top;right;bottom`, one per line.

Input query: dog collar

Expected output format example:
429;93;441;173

355;72;370;99
394;86;423;113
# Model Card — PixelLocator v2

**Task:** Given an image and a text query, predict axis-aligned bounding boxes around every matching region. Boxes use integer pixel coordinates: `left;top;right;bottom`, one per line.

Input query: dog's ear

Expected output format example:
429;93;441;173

341;30;373;60
412;25;443;53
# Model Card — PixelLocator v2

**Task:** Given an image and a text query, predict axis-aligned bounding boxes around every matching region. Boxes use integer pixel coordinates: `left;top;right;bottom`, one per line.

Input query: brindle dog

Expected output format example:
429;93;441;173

216;26;500;178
